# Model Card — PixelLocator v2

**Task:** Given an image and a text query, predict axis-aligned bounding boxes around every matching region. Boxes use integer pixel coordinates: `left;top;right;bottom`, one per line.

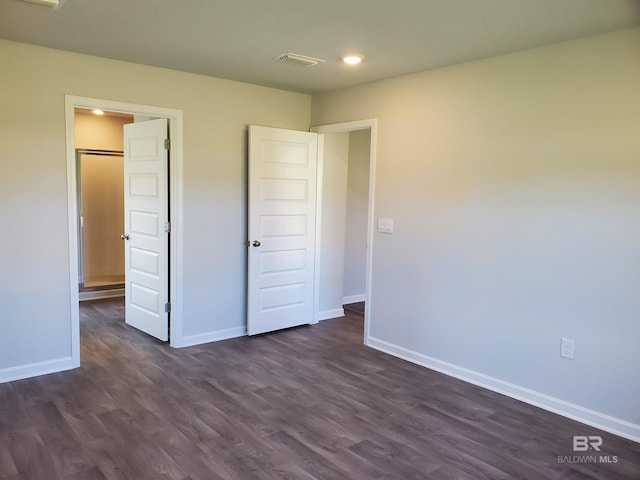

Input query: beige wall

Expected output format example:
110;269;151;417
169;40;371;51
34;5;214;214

75;110;131;150
0;40;310;372
75;111;131;286
78;152;125;286
312;28;640;430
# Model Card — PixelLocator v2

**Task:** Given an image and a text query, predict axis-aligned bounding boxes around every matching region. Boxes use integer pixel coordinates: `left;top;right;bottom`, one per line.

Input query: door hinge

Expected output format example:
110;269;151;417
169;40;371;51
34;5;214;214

164;222;171;233
164;138;171;150
165;302;171;313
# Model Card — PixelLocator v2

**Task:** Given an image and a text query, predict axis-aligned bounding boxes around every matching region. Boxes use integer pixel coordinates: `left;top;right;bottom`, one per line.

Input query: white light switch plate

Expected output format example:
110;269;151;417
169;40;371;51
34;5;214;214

560;338;575;359
377;218;394;234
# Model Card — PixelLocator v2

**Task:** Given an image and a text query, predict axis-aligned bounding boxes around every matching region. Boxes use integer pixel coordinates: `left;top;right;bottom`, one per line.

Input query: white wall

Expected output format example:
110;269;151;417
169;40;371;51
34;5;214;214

0;40;310;378
318;132;350;319
343;130;370;302
311;28;640;439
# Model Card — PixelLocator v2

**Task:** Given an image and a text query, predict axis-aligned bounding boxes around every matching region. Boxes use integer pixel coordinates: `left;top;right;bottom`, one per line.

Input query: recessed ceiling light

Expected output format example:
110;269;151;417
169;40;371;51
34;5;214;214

92;109;105;116
342;55;363;65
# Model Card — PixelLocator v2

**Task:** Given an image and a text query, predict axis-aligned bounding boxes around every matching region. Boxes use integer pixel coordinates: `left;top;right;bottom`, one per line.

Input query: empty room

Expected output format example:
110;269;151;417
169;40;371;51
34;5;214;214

1;1;639;478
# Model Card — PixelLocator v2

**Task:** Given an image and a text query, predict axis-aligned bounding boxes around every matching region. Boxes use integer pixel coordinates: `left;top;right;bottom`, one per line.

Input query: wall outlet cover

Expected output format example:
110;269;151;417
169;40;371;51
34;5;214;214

560;338;575;359
378;218;394;234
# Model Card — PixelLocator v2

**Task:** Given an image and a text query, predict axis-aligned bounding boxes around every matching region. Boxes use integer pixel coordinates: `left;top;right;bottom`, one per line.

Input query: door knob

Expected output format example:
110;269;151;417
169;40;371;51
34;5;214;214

121;234;130;240
252;240;261;247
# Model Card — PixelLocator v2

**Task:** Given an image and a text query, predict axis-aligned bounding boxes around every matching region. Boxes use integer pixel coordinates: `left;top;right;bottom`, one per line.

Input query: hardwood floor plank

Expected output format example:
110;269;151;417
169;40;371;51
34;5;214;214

138;393;221;445
348;438;439;479
147;428;227;480
263;430;354;480
82;438;148;480
58;412;111;445
1;297;638;479
63;466;108;480
428;463;483;480
196;436;277;480
5;426;61;479
0;431;19;478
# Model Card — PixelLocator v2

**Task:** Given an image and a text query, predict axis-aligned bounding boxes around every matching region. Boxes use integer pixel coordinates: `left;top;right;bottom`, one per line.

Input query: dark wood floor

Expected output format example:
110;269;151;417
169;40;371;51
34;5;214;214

1;299;638;479
343;302;365;317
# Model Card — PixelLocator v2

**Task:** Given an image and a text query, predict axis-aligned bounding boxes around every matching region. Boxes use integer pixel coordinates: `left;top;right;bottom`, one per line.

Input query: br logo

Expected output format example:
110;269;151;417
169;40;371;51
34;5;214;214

573;435;603;452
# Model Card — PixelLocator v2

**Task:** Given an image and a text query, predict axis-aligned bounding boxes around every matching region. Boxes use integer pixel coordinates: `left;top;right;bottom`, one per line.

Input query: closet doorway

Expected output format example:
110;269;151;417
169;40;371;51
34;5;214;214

65;95;184;361
77;149;125;294
75;109;133;300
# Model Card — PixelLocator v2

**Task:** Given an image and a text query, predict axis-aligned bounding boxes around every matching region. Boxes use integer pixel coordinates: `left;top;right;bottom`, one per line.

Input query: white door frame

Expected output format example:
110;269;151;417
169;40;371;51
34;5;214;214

64;95;185;364
311;119;377;345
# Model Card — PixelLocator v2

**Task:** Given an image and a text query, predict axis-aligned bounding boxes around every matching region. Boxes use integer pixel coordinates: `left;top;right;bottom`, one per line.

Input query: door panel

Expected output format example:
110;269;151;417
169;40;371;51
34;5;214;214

248;126;318;335
123;118;169;341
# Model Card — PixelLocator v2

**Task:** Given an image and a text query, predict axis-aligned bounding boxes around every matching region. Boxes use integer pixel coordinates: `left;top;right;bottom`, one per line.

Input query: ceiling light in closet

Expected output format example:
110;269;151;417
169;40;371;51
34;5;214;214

342;55;364;65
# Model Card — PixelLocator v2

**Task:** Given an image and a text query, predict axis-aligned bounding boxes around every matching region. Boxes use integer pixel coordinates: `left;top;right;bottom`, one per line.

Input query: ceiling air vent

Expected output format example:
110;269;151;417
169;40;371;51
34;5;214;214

273;53;325;67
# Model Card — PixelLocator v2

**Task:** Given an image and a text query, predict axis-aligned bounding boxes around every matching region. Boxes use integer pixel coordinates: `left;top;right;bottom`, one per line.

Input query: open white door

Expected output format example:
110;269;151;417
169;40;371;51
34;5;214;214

248;125;318;335
123;119;169;341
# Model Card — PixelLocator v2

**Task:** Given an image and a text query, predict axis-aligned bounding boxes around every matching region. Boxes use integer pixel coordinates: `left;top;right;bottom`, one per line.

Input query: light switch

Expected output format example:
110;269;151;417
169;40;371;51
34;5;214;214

377;218;394;234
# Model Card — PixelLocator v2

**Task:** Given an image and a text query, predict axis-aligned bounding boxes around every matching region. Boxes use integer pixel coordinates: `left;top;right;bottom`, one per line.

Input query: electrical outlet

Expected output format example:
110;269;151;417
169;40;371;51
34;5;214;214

560;338;575;359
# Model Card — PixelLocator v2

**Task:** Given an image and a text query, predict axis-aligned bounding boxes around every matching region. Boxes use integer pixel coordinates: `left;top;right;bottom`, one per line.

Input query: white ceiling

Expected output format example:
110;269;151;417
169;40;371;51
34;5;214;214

1;0;639;94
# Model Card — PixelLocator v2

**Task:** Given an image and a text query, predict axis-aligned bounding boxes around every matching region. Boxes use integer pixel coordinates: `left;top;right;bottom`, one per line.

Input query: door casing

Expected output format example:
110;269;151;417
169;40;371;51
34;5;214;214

65;95;185;365
311;119;377;345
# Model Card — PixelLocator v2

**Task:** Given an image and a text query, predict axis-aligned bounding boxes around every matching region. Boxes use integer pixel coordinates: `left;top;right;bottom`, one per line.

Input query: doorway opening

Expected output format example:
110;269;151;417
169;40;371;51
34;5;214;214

74;108;133;300
77;148;125;294
245;121;376;342
65;95;185;366
312;119;377;344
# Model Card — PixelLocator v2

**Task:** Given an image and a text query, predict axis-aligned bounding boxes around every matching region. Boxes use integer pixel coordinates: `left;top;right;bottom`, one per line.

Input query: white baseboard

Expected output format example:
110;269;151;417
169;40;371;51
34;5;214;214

0;356;78;384
366;336;640;443
318;308;345;321
177;326;246;348
79;288;124;301
342;294;366;305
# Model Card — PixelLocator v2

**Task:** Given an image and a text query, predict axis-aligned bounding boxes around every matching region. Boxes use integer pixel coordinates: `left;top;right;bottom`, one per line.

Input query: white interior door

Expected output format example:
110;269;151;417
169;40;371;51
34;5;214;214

248;125;318;335
123;118;169;341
